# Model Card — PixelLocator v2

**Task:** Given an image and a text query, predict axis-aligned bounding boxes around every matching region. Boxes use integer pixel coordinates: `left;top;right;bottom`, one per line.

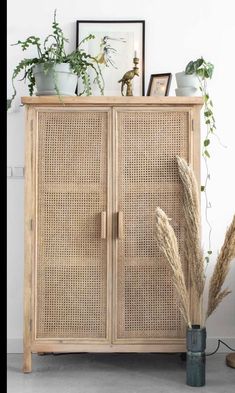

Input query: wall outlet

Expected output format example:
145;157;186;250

12;167;24;178
7;167;12;177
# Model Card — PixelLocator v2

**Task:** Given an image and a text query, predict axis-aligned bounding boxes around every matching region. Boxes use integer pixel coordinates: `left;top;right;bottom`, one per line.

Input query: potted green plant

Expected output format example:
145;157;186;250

7;10;104;109
176;57;217;265
184;58;215;161
175;57;214;100
186;58;220;270
175;58;215;158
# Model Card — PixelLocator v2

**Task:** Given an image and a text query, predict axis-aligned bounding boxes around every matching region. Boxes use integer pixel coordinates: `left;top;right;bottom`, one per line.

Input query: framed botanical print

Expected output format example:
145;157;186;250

76;20;145;96
147;73;172;96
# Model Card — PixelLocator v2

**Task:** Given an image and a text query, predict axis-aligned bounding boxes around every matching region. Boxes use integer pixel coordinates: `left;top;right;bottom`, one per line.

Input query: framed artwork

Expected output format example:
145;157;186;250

76;20;145;96
147;73;172;96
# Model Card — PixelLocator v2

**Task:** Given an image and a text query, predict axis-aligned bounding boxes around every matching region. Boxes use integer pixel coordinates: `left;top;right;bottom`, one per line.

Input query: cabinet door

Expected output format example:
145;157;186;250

34;108;111;342
113;107;192;343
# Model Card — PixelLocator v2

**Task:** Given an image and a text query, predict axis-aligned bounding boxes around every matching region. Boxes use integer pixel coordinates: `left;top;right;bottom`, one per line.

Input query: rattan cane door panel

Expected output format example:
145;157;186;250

114;108;190;341
35;109;110;340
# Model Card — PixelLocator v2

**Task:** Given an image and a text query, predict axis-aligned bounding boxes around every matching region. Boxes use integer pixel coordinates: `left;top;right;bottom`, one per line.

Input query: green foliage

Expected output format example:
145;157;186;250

185;57;216;160
8;10;104;108
185;58;214;79
185;57;216;267
205;256;210;264
204;139;210;147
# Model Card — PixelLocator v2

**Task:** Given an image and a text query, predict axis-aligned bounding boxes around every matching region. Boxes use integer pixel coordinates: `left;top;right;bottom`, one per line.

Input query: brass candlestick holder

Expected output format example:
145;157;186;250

118;57;139;96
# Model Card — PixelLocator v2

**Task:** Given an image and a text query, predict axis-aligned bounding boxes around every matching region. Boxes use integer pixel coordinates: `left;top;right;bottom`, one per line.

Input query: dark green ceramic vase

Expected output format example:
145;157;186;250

186;324;207;387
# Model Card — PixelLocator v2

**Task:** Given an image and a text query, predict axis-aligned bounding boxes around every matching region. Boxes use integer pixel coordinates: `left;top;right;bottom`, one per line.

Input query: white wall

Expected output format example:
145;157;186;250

7;0;235;353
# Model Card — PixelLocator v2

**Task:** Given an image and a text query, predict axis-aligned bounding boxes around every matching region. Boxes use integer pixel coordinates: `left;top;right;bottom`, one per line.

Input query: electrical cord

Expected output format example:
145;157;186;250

50;340;235;357
206;339;235;356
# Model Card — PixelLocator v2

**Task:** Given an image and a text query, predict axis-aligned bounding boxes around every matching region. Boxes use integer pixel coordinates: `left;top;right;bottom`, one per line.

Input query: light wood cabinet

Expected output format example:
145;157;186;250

22;96;203;372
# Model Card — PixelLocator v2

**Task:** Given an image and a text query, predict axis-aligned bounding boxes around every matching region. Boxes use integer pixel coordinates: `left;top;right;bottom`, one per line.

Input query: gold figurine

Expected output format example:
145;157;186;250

118;57;139;96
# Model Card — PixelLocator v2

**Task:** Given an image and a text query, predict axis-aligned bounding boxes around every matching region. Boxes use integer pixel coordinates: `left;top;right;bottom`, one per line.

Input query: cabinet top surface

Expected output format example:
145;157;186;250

21;96;203;106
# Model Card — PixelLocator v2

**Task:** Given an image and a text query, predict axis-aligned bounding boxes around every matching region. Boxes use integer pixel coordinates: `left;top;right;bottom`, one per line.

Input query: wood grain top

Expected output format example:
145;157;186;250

21;96;204;106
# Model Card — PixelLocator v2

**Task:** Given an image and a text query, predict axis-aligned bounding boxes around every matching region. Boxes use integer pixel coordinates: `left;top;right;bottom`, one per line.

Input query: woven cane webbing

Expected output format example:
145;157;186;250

36;111;107;339
117;110;189;339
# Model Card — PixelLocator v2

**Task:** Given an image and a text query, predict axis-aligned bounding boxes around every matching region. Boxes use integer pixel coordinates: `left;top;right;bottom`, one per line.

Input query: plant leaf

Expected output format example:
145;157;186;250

205;110;213;117
185;61;195;74
204;139;210;147
196;58;204;68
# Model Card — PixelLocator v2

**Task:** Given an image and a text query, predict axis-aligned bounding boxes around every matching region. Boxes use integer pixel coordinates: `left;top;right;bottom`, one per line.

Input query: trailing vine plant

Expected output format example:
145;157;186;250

8;10;104;109
185;57;217;267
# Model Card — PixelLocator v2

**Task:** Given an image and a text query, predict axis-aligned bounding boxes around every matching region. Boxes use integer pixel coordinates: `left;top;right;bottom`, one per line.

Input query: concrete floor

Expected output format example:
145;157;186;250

7;353;235;393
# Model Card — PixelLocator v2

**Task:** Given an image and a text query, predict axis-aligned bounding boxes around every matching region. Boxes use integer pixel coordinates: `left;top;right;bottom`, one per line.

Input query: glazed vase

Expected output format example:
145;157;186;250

186;324;207;387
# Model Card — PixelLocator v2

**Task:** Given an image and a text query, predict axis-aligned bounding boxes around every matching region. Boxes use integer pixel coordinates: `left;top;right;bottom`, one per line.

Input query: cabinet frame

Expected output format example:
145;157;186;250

112;106;198;344
22;97;203;373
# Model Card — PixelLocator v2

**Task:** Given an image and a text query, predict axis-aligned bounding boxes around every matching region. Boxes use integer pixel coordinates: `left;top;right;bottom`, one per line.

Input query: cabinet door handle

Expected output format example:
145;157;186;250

117;211;124;240
101;211;107;239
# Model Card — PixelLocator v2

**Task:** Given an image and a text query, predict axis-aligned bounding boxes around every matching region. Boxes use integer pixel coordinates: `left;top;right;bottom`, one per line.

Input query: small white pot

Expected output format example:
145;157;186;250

175;87;198;96
175;71;199;88
33;63;78;96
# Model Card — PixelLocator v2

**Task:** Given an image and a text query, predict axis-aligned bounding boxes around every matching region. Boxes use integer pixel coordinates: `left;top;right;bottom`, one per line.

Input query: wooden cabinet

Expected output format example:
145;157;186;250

22;96;203;372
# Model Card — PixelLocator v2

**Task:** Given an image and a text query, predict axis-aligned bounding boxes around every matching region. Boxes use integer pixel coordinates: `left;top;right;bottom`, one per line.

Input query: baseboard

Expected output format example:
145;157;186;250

7;337;235;354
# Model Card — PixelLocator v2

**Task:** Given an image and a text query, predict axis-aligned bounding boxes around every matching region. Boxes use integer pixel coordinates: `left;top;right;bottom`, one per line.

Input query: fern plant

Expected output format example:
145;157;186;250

8;10;104;109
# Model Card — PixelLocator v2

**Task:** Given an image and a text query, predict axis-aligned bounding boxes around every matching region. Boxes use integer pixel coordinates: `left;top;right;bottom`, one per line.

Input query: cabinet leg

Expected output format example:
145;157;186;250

23;348;32;373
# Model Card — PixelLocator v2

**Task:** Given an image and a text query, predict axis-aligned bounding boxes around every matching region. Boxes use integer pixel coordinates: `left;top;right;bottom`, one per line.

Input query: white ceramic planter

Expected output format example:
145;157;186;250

175;71;199;88
33;63;78;96
175;87;198;96
175;71;199;96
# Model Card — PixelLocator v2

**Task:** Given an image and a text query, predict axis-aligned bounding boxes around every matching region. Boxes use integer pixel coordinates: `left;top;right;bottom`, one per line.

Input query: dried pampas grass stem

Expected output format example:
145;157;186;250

176;156;205;297
206;215;235;319
155;207;191;328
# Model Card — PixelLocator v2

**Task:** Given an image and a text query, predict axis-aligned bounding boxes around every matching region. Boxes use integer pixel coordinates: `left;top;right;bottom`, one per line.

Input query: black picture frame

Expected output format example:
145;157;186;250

146;73;172;96
76;20;145;96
